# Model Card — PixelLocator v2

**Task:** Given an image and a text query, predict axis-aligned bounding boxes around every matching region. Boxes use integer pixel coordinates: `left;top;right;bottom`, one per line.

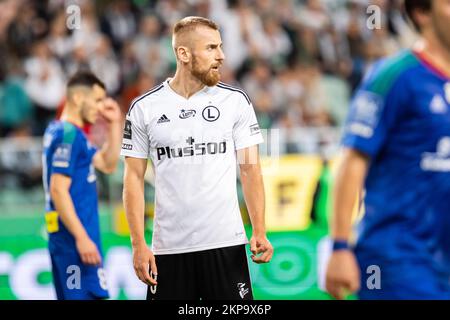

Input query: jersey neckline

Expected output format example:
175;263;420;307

412;49;450;81
60;119;83;131
59;119;90;138
164;77;211;101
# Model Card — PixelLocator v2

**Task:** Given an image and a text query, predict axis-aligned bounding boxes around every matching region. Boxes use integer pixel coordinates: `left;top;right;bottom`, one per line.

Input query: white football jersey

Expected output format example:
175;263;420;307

121;79;263;255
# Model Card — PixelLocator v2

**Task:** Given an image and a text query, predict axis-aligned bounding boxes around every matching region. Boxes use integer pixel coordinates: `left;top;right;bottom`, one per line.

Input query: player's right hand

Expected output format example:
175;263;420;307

100;97;122;123
76;236;102;266
250;234;273;264
132;245;158;286
325;250;360;300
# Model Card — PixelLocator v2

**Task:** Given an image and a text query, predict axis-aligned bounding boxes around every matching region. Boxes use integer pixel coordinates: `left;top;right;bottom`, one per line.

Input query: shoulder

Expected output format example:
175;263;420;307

44;121;83;154
362;50;420;96
61;122;82;145
127;82;166;116
45;121;77;142
215;81;251;105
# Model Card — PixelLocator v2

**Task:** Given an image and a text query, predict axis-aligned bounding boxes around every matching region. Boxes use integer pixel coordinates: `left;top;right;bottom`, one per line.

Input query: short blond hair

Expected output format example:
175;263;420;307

173;16;219;36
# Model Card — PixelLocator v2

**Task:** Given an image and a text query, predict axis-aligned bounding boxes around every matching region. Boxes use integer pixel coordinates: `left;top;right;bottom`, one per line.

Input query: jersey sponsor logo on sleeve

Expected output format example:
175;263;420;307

179;109;196;119
347;91;383;138
347;123;374;138
123;120;132;139
249;123;261;136
122;143;133;150
52;144;72;168
43;133;52;148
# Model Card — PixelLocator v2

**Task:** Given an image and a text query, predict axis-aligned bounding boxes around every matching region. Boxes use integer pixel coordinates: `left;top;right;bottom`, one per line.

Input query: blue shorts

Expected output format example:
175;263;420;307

50;252;109;300
356;257;450;300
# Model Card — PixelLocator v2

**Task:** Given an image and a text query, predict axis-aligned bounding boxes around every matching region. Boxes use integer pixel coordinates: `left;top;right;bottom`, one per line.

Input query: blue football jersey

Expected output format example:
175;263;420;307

342;49;450;274
42;121;101;255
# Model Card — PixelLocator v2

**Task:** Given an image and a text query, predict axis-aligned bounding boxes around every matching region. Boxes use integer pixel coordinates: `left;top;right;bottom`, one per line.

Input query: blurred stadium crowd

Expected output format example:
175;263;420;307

0;0;418;135
0;0;417;191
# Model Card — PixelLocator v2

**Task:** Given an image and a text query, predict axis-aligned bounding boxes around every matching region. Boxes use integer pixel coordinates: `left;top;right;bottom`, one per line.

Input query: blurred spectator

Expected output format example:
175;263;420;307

320;74;351;127
100;0;137;52
0;0;19;43
47;9;74;62
296;0;331;32
272;109;303;154
121;71;156;114
7;1;48;58
242;60;278;119
66;44;90;77
367;26;401;58
0;62;33;137
89;35;121;95
317;24;351;75
155;0;191;28
386;0;417;48
192;0;212;19
210;0;250;72
71;0;102;57
24;40;66;135
271;66;305;114
300;64;333;126
254;15;293;67
120;40;141;87
0;126;42;189
132;13;170;79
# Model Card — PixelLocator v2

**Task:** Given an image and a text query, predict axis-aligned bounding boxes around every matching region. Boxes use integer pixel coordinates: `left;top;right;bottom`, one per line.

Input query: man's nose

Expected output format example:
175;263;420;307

217;48;225;61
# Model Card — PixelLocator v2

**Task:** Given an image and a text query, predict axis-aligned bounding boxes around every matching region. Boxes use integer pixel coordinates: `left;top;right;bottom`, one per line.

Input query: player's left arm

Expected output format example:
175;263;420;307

93;98;123;174
238;145;273;264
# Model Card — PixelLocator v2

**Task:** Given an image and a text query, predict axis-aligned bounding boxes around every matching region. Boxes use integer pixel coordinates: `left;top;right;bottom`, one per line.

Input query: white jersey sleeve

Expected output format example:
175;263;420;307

120;102;149;159
233;97;264;150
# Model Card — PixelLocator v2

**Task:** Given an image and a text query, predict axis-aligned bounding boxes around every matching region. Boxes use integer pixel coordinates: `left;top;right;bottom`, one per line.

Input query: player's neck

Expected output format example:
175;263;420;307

60;106;84;129
169;69;206;99
417;32;450;79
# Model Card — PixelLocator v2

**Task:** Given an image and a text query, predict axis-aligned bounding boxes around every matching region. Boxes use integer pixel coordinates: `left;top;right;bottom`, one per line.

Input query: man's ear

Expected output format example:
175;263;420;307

68;89;85;108
176;46;191;64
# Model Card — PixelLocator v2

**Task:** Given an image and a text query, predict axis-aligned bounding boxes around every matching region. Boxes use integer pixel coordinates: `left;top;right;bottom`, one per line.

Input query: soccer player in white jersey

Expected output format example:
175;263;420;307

121;16;273;300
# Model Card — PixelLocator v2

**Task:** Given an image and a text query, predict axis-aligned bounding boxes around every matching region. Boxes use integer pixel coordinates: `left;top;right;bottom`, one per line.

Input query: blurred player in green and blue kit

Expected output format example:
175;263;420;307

326;0;450;299
42;71;122;299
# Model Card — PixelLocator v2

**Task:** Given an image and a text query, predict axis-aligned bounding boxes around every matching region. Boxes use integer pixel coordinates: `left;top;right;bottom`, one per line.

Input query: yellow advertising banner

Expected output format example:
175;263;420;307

261;155;323;231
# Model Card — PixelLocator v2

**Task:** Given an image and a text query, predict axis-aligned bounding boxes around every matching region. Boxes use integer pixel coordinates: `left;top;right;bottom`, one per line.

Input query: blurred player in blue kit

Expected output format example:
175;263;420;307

325;0;450;299
42;71;122;300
